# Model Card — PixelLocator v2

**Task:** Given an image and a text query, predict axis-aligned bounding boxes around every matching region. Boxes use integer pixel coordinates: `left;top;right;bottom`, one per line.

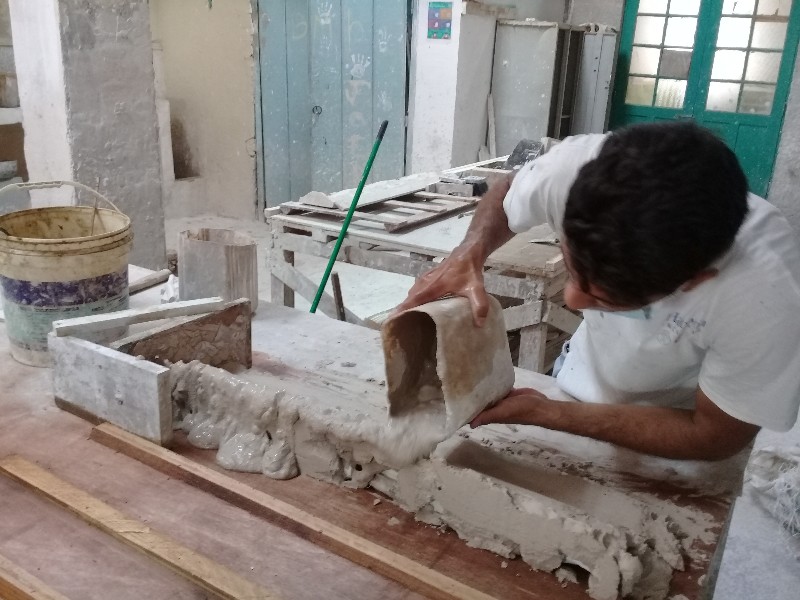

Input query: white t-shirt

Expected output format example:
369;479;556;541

503;133;800;432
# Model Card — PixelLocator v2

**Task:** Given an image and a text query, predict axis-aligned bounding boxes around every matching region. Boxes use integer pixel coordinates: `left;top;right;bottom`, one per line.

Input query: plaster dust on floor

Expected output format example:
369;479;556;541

162;297;720;600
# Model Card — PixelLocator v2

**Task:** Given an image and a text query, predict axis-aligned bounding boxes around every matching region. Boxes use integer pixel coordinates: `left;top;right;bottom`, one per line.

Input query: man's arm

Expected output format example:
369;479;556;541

396;177;515;326
470;386;760;460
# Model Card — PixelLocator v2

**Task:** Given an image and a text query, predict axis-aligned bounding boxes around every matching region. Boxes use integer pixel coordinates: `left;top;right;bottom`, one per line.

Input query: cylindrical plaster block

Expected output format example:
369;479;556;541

178;228;258;313
382;296;515;433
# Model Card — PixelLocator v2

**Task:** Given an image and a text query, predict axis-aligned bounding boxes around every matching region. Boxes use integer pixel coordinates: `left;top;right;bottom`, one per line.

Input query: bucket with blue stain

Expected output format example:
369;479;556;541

0;184;132;366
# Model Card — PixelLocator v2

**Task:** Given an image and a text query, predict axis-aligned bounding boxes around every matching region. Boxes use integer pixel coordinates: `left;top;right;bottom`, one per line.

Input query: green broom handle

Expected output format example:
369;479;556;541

310;120;388;314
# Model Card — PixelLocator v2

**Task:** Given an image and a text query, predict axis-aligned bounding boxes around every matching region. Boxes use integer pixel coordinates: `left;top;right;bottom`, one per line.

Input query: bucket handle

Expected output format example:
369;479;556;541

0;180;124;237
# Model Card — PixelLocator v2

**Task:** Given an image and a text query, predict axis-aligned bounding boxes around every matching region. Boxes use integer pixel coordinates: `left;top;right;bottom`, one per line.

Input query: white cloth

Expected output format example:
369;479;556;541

503;133;800;432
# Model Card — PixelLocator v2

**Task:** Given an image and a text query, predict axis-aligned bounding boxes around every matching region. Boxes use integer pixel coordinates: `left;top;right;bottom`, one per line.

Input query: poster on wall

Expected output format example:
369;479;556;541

427;2;453;39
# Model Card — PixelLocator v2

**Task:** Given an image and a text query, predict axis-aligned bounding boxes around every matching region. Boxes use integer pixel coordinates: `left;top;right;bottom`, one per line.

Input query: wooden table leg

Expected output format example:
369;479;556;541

270;249;295;308
518;322;548;372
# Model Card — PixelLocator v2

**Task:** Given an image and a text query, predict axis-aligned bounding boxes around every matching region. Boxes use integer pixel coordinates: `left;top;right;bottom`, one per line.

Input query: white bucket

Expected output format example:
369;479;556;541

0;181;133;366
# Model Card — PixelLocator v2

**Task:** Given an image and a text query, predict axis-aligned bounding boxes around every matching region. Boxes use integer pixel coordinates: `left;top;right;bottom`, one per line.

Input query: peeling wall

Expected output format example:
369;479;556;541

149;0;257;221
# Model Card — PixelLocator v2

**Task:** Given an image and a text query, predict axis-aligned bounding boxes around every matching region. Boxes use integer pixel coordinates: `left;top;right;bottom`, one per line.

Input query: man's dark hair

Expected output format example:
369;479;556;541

563;121;749;307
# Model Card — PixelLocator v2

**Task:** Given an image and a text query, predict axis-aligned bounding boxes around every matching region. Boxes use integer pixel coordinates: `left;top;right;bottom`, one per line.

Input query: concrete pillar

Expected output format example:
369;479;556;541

769;53;800;234
8;0;166;269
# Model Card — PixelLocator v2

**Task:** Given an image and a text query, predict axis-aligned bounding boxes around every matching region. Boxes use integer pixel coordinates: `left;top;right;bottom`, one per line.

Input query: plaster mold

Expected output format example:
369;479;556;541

382;296;515;434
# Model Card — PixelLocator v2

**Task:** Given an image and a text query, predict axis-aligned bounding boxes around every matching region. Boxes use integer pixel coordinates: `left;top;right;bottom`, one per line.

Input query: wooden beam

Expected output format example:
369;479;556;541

52;298;226;337
90;424;499;600
0;457;277;600
129;269;172;295
0;553;70;600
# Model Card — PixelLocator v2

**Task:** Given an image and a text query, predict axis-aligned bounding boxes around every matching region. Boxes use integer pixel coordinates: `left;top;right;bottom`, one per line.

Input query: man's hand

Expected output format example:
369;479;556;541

394;178;515;327
395;246;492;326
470;388;548;427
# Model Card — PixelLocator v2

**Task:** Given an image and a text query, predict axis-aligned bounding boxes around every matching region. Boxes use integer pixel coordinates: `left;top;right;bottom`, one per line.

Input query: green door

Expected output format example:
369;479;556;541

610;0;800;195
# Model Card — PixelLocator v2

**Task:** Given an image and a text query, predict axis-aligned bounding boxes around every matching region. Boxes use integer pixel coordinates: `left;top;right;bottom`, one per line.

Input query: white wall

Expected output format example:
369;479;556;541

149;0;257;221
408;0;568;172
7;0;71;204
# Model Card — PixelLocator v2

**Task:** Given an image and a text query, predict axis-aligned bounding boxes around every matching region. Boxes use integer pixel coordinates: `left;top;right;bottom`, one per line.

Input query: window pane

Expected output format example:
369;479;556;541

655;79;687;108
630;46;662;75
626;76;657;105
757;0;792;17
634;16;666;45
659;48;693;78
707;81;741;111
664;16;698;46
669;0;701;15
722;0;756;14
752;22;787;49
638;0;668;13
711;49;747;79
739;83;776;114
745;51;782;82
716;17;752;47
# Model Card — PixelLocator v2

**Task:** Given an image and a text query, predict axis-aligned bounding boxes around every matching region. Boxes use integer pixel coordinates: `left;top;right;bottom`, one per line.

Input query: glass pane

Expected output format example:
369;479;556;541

739;83;776;114
711;49;747;79
655;79;687;108
716;17;752;47
722;0;756;14
659;48;693;78
707;81;741;111
638;0;668;13
757;0;792;16
626;76;657;105
634;16;666;45
745;51;782;82
664;17;698;46
669;0;701;15
630;46;662;75
752;22;788;49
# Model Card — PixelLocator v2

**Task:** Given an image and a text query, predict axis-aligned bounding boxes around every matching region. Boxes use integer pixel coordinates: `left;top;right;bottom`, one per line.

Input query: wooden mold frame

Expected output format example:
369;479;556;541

48;298;252;446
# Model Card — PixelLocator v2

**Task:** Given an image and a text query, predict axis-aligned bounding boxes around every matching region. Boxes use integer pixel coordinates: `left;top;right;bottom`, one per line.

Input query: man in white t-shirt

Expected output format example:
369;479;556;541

397;122;800;461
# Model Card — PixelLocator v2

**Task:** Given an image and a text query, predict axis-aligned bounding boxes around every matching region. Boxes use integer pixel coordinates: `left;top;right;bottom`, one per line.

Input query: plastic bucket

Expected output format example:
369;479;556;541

0;181;133;366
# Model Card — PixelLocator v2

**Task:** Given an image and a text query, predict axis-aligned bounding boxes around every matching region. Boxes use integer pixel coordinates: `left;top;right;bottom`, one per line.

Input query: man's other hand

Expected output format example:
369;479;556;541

470;388;547;427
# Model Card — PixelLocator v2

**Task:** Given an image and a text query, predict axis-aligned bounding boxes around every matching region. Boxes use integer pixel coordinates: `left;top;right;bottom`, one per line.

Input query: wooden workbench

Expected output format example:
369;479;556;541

0;277;745;599
266;208;579;372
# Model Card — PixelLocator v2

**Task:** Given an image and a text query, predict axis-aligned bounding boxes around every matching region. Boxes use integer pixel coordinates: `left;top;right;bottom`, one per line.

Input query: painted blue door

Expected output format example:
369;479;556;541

258;0;409;206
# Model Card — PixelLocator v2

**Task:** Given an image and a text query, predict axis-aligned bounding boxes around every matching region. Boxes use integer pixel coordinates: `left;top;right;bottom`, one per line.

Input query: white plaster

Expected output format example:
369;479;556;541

7;0;72;207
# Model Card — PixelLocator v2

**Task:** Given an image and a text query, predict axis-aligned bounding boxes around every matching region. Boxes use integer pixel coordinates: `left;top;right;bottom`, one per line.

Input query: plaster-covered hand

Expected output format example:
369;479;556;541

394;177;515;327
470;388;546;427
395;245;491;326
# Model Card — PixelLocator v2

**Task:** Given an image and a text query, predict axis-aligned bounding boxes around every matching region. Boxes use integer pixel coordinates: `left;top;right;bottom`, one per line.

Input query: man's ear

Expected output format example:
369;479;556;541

681;268;719;292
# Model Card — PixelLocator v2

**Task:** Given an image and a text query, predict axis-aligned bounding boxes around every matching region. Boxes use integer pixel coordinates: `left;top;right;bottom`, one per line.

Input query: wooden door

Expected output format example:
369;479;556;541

258;0;409;206
610;0;800;195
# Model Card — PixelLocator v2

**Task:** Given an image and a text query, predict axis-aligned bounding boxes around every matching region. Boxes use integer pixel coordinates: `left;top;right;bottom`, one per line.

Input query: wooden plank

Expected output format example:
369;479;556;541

260;0;292;206
280;202;404;224
52;298;226;337
309;0;344;192
381;199;449;213
412;191;479;203
370;0;408;183
90;424;500;600
129;269;171;295
285;0;313;201
0;553;70;600
331;272;346;321
0;457;277;600
543;302;582;335
300;172;440;210
502;302;543;331
487;93;497;158
268;259;370;327
384;200;477;232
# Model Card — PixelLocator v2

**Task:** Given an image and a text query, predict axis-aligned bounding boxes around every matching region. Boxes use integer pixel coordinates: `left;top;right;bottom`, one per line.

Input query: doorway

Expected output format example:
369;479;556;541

610;0;800;195
257;0;411;207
